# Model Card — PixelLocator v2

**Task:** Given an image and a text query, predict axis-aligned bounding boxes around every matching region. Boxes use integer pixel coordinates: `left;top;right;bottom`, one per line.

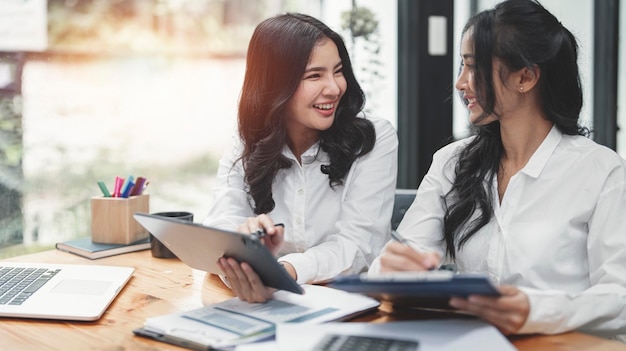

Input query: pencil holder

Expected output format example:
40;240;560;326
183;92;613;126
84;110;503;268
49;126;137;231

90;194;150;244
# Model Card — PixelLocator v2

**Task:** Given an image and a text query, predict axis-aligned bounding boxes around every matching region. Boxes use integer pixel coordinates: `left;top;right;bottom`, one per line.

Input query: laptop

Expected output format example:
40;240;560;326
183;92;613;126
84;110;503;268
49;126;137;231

0;261;134;321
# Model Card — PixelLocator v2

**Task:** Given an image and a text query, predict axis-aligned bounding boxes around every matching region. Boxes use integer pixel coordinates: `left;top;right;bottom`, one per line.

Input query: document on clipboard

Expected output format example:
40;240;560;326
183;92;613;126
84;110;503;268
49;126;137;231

133;284;380;350
327;271;500;309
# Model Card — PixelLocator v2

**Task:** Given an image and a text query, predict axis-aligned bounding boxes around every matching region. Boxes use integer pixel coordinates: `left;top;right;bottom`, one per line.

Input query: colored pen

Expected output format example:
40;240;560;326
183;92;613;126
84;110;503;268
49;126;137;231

130;176;146;196
97;181;111;197
121;180;135;198
113;176;124;197
252;223;284;240
120;176;134;198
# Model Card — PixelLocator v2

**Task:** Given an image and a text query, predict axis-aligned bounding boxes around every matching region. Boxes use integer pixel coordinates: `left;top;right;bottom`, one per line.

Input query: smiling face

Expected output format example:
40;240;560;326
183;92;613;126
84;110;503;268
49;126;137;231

456;29;495;126
285;38;346;146
456;29;528;126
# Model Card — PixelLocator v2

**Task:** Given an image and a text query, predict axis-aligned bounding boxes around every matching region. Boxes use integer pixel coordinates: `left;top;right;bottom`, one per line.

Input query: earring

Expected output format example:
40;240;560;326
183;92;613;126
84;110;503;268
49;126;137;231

519;86;524;92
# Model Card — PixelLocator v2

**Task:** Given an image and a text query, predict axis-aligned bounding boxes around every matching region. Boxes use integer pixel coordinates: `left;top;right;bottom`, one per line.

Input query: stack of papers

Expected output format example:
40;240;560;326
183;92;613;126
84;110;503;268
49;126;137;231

134;284;380;350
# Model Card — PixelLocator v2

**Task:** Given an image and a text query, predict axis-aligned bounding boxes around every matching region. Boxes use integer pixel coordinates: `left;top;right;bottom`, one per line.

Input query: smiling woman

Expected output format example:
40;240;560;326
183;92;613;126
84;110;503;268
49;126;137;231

203;13;398;303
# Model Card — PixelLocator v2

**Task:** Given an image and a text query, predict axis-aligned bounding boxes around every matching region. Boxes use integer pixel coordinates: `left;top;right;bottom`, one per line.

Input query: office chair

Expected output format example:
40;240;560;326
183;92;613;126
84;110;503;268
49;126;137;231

391;188;417;231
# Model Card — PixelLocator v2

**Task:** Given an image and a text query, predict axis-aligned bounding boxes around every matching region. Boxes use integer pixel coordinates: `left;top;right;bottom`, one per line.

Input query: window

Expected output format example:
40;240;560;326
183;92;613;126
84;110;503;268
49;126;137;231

0;0;398;258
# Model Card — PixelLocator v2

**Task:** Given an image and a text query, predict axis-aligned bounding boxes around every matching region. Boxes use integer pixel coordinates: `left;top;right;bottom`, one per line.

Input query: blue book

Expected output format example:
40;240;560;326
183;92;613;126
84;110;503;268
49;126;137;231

56;236;150;260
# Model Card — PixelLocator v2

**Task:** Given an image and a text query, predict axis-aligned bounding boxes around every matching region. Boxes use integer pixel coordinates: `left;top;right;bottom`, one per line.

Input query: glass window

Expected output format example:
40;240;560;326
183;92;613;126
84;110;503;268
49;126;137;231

0;0;397;258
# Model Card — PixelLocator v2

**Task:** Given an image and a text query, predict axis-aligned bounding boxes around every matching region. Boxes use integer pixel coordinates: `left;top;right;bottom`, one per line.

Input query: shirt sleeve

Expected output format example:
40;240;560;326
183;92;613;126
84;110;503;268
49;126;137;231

368;141;462;275
280;119;399;283
202;134;255;230
518;156;626;339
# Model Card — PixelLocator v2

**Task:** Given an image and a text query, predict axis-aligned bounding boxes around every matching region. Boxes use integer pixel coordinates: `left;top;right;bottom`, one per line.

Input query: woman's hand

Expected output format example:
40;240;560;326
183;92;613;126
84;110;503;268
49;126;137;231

237;214;284;255
379;241;441;272
449;285;530;334
217;257;275;303
217;214;287;303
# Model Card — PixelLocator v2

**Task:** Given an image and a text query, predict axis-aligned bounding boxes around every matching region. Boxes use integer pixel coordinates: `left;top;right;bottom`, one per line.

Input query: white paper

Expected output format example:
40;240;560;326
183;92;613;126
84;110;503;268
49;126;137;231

142;284;380;349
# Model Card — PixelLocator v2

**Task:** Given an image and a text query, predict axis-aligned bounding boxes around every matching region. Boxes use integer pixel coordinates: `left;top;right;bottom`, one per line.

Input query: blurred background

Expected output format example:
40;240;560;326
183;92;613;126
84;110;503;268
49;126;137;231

0;0;624;258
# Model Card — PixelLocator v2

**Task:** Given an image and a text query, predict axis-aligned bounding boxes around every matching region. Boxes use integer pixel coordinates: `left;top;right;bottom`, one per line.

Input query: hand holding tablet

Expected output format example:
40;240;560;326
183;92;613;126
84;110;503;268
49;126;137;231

133;213;303;295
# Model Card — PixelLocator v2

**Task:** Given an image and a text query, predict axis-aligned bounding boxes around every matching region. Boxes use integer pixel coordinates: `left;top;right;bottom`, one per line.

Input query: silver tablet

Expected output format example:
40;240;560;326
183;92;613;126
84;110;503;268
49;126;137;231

133;213;303;294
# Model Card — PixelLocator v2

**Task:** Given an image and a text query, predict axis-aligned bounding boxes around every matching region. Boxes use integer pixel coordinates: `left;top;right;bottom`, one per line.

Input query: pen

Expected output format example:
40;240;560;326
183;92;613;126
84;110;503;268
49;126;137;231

130;176;146;196
113;176;124;197
391;230;436;271
97;181;111;197
390;230;410;245
121;180;135;198
252;223;284;240
120;176;134;198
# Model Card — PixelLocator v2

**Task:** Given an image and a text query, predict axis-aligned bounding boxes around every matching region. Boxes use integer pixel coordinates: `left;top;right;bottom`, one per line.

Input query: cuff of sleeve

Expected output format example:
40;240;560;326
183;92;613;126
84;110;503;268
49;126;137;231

279;253;316;284
517;286;567;335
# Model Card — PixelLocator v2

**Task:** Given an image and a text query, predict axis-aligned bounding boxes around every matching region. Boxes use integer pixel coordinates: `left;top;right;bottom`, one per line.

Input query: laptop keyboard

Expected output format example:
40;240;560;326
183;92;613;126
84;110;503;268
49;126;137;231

315;334;419;351
0;266;61;305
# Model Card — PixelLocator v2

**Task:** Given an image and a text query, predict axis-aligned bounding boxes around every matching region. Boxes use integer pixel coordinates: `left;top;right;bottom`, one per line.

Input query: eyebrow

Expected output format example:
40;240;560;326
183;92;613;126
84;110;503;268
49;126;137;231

304;61;343;73
461;54;474;60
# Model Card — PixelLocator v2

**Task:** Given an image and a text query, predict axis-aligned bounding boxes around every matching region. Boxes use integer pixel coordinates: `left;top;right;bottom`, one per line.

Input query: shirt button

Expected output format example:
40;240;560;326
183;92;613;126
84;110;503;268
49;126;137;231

296;218;302;225
298;189;304;195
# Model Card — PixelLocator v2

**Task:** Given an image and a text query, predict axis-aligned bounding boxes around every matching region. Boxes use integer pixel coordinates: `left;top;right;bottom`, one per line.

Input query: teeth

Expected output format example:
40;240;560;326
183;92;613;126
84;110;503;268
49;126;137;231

314;103;333;110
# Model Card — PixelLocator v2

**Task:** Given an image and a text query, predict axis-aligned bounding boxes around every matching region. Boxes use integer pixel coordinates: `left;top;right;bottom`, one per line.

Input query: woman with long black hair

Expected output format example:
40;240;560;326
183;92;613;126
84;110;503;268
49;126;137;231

205;13;398;303
373;0;626;341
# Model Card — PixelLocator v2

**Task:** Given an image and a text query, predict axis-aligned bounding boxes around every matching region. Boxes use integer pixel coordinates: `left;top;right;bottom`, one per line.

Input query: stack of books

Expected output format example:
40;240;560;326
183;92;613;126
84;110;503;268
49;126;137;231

56;236;150;259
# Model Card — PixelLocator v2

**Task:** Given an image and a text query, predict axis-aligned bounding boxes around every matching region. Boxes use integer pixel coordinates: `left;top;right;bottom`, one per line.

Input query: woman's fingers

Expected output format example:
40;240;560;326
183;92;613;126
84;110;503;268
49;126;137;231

240;262;275;302
218;257;274;303
380;242;441;272
449;285;529;334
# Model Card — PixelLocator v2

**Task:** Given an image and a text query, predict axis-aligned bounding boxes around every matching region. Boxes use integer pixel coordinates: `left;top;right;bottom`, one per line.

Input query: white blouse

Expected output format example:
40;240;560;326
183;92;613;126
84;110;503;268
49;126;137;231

371;126;626;341
204;118;398;284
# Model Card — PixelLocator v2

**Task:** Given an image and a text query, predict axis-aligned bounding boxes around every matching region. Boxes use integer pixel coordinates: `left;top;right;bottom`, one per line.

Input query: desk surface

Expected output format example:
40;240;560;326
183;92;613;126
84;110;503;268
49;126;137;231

1;249;624;351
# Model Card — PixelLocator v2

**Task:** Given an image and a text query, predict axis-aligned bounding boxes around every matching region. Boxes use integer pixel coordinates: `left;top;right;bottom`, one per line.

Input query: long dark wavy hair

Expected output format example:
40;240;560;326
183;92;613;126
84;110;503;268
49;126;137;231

444;0;587;260
238;13;375;214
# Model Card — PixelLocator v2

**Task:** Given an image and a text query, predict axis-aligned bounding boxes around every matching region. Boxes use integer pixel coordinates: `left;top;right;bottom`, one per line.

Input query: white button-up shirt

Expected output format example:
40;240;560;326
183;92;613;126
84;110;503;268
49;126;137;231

204;118;398;284
371;126;626;341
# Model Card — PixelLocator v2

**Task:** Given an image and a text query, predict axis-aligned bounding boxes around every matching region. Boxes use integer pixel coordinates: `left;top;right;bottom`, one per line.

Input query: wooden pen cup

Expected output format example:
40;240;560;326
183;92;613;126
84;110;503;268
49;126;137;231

90;194;150;244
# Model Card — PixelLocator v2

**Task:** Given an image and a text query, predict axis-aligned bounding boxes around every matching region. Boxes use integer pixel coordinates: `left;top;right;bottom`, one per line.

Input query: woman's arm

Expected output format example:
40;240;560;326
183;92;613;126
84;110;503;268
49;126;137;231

369;140;466;274
203;135;255;229
516;159;626;339
280;119;399;283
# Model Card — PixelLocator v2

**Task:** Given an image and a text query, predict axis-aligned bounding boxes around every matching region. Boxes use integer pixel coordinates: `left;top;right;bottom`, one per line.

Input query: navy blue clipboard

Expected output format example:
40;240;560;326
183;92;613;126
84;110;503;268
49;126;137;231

327;271;500;303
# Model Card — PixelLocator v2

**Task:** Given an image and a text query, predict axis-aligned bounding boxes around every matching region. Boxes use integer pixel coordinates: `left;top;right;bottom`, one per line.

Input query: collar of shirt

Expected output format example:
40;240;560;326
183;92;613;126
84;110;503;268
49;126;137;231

520;125;562;178
281;142;330;164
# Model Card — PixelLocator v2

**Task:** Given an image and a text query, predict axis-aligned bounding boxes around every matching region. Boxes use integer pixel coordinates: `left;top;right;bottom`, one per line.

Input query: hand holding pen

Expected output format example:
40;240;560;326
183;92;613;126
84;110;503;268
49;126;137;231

383;230;440;272
252;223;285;240
238;214;284;256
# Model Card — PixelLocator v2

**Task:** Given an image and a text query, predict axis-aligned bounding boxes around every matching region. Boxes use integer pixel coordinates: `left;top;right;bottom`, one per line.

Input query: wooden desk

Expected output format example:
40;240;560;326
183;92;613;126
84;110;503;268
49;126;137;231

2;250;624;350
